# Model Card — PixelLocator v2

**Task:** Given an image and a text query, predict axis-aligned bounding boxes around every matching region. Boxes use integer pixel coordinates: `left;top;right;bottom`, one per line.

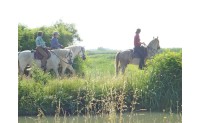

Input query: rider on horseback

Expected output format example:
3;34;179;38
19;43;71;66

51;32;64;49
35;31;49;71
134;28;146;69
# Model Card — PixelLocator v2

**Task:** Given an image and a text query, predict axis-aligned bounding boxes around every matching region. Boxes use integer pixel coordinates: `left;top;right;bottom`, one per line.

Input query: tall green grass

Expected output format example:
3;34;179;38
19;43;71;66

18;49;182;116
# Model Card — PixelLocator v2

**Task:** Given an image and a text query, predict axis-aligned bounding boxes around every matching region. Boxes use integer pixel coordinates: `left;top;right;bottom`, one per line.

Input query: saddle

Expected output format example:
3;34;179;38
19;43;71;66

32;48;51;60
131;47;148;59
130;49;140;58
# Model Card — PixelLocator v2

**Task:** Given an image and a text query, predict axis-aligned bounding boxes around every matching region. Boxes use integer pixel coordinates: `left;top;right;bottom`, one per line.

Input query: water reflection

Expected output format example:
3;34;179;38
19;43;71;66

18;112;182;123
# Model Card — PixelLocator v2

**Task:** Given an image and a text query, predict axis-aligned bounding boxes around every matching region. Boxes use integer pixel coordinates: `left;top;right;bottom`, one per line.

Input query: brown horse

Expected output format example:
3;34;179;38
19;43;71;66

115;37;160;75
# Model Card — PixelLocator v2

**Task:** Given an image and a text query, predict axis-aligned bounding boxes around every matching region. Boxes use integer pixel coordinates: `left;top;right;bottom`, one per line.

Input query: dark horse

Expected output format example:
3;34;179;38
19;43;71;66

115;37;160;75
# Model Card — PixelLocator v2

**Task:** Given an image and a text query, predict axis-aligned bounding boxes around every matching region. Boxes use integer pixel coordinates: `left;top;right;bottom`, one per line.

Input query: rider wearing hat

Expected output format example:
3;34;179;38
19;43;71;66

51;32;64;49
134;28;146;69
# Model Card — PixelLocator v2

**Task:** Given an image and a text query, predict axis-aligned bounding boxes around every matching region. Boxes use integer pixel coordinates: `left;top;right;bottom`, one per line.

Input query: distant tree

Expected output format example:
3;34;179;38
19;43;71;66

97;47;106;51
18;24;35;51
18;20;82;51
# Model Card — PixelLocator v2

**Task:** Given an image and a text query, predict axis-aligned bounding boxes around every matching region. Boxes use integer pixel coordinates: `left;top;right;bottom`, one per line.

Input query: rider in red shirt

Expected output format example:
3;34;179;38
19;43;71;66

134;28;146;69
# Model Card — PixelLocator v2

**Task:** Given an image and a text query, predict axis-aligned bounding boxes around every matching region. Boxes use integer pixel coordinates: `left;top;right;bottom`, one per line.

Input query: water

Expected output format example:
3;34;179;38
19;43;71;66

18;112;182;123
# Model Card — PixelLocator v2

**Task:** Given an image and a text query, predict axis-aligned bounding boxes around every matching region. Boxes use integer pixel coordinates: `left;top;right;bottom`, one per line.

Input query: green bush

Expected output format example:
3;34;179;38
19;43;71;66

72;56;86;76
140;50;182;112
31;63;51;85
18;79;45;115
64;56;86;77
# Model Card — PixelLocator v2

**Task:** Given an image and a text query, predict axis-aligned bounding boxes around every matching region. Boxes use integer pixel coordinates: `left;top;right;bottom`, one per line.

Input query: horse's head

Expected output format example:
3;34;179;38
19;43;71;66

79;47;86;60
153;37;160;49
147;37;160;57
65;49;73;65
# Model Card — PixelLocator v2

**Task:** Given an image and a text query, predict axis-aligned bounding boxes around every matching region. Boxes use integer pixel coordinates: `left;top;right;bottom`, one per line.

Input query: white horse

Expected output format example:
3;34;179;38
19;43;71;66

65;46;86;60
18;49;73;77
63;46;86;74
115;37;160;75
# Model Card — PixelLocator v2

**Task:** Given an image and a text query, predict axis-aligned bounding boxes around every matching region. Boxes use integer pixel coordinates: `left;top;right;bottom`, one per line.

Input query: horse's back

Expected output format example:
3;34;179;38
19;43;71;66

48;49;71;65
118;50;132;60
18;50;33;60
18;50;35;70
115;50;131;66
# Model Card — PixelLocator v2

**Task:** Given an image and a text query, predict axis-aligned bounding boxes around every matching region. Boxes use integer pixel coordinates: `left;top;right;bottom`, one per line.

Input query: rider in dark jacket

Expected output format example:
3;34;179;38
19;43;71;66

50;32;64;49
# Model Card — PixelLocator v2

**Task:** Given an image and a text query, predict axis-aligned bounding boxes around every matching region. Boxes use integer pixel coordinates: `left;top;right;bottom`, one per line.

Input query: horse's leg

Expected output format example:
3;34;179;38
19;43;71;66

19;68;24;76
118;66;121;74
121;64;127;74
52;68;59;78
121;66;125;74
18;65;23;76
61;64;75;77
19;62;26;76
61;65;67;77
46;63;60;78
67;65;75;75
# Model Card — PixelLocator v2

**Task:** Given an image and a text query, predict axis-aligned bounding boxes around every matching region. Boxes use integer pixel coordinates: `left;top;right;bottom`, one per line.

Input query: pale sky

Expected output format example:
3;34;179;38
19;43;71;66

18;0;199;50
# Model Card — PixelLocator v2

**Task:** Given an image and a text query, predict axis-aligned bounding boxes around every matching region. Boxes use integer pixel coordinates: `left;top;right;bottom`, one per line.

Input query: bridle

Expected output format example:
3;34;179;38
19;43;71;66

50;50;73;65
78;47;85;59
147;45;159;55
146;39;160;56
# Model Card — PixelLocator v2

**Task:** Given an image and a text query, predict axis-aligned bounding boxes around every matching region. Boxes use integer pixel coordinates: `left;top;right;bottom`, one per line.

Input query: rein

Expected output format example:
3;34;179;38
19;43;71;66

78;47;85;58
147;45;158;55
50;50;72;65
77;48;82;55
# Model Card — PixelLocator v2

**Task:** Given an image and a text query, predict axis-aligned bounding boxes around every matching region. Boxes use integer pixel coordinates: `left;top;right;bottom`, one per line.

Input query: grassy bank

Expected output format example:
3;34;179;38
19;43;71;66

18;49;182;116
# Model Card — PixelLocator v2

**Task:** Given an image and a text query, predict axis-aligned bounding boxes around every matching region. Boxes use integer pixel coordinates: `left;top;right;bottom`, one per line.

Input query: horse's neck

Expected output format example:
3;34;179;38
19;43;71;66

51;50;58;55
71;47;80;57
51;49;63;57
147;46;156;58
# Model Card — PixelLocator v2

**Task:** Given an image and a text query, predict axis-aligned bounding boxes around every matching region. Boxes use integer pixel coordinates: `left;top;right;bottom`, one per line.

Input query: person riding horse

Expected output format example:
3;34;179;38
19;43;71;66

134;28;146;69
51;32;64;49
35;31;50;71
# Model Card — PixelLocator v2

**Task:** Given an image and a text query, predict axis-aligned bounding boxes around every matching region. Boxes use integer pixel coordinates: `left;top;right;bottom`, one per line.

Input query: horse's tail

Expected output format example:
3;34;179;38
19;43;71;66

115;52;120;76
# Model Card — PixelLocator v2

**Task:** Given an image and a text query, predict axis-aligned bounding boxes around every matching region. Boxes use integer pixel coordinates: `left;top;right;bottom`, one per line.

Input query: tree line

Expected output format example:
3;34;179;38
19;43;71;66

18;20;81;51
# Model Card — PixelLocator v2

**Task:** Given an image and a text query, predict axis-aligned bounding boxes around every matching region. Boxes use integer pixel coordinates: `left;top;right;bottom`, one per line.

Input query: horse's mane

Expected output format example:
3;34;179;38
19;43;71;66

148;38;159;47
67;46;80;52
66;45;83;51
51;49;71;58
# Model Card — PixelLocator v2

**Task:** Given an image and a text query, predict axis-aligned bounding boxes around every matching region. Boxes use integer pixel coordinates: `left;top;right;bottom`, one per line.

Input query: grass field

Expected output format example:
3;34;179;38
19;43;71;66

18;48;182;121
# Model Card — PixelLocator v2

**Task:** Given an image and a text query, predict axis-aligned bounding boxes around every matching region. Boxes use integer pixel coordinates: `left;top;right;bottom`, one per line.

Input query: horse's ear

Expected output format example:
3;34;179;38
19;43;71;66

157;36;159;39
153;37;155;39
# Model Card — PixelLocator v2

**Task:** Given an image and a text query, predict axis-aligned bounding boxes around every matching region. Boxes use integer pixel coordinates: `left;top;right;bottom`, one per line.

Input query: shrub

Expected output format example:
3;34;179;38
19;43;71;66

141;50;182;112
31;63;51;85
65;56;86;77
